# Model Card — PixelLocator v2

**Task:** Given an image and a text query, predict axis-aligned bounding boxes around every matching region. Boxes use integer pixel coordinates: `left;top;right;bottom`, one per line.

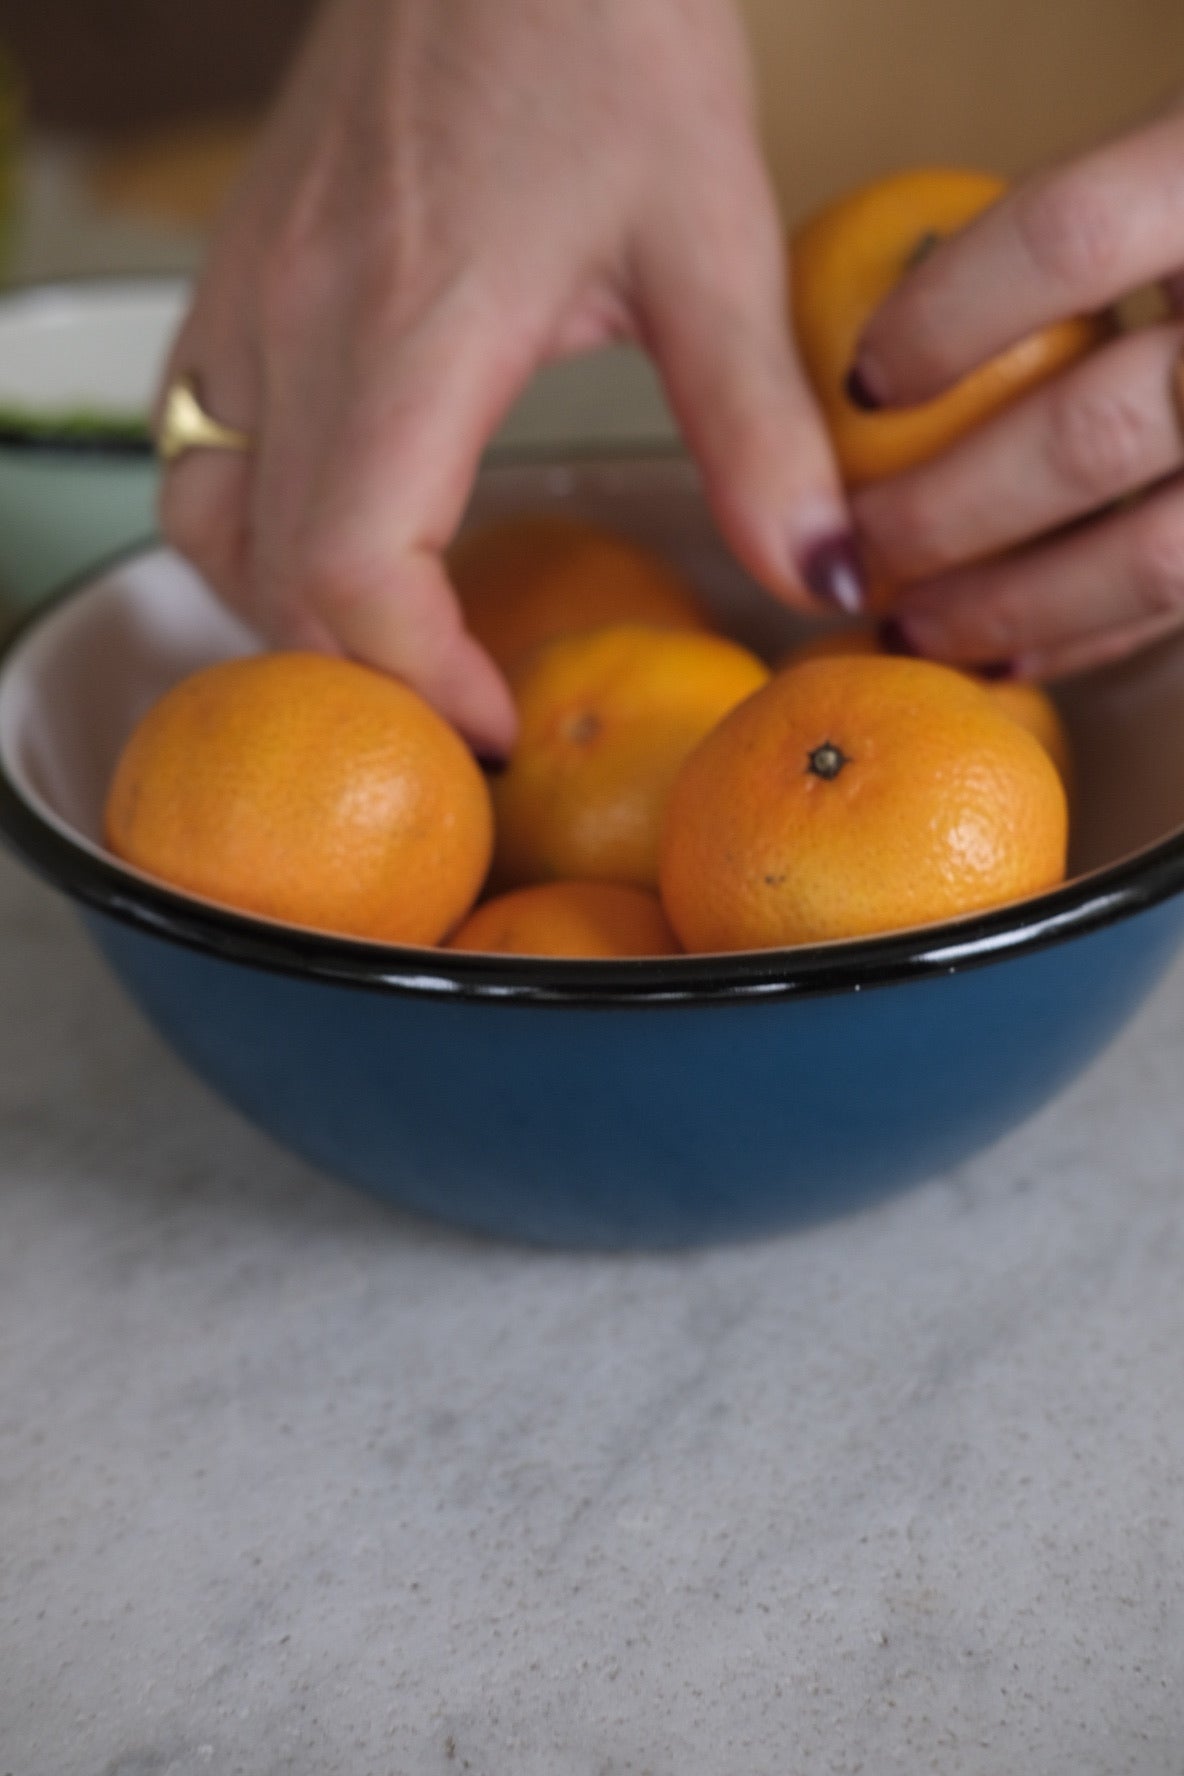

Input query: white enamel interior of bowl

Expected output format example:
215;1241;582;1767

0;281;189;413
1;450;1182;886
0;550;257;849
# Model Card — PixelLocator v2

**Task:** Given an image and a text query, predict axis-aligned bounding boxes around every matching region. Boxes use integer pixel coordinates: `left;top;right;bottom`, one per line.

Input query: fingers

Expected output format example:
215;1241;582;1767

1009;613;1184;684
890;475;1184;679
253;286;527;756
160;281;521;757
856;322;1184;580
852;109;1184;406
633;176;861;616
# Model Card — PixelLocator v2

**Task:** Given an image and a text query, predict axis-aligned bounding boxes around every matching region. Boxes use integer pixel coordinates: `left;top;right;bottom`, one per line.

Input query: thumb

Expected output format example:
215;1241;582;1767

635;180;863;617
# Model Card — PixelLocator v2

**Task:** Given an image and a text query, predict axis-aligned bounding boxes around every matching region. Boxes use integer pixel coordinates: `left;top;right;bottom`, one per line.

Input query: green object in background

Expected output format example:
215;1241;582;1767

0;404;152;451
0;453;159;619
0;280;186;625
0;276;680;630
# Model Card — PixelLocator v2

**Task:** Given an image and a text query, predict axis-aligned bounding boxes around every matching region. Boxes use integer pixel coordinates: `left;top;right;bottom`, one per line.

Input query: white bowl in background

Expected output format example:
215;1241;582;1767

0;274;679;620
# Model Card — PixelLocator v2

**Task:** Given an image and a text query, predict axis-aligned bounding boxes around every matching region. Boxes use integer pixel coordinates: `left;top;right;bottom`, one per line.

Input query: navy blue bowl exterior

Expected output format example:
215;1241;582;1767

84;898;1184;1249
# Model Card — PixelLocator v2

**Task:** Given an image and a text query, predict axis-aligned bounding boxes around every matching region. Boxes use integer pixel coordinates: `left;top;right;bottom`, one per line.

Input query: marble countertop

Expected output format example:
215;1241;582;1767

3;843;1184;1775
5;120;1184;1776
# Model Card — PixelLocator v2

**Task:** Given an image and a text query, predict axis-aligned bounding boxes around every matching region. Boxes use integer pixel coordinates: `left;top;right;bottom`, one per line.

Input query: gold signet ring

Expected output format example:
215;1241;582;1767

156;375;253;464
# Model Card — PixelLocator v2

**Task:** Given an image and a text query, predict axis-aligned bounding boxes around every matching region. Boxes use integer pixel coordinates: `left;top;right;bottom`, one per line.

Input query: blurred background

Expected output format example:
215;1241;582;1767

0;0;1182;282
0;0;1182;625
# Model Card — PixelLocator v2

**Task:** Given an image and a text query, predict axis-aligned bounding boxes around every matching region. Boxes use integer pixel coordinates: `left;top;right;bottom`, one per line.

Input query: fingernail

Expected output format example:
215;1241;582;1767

976;660;1017;683
801;533;867;615
845;363;885;413
878;617;924;659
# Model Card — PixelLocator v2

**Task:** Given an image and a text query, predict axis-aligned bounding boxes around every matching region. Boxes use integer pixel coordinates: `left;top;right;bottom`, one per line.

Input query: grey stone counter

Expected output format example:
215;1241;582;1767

2;845;1183;1775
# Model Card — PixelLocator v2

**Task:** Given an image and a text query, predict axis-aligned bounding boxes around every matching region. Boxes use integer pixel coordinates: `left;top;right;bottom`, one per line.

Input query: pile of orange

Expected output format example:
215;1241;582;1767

106;166;1096;961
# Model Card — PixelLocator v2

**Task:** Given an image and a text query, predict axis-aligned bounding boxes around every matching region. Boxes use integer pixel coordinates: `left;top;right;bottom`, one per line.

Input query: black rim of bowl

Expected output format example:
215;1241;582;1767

0;275;188;458
3;543;1184;1008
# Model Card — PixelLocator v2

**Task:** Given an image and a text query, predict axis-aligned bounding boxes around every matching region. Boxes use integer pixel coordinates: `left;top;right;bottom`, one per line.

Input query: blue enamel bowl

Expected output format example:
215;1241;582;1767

3;460;1184;1248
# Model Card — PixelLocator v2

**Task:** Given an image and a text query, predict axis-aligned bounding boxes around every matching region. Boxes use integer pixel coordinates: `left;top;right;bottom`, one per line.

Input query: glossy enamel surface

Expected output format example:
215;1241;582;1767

3;488;1184;1244
81;895;1184;1247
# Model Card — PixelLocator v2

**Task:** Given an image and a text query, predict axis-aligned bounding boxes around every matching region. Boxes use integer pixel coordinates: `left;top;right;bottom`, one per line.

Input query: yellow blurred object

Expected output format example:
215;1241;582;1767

740;0;1184;227
0;43;22;279
89;118;259;230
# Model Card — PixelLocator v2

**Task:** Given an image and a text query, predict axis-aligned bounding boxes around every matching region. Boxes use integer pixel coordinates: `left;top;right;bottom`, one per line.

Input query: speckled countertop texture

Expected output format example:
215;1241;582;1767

2;842;1183;1775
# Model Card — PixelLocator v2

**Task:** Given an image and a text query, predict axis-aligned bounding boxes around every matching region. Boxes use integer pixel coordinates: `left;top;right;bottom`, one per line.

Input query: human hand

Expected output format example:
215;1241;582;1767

158;0;853;756
849;103;1184;681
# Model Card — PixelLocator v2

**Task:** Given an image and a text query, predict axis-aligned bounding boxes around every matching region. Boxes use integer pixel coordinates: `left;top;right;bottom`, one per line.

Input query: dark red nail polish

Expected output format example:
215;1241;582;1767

801;534;867;615
845;364;884;412
878;617;924;658
976;661;1017;683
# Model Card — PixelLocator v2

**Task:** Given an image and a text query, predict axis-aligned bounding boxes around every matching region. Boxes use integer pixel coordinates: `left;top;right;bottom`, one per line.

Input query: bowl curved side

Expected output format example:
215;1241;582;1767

82;895;1184;1249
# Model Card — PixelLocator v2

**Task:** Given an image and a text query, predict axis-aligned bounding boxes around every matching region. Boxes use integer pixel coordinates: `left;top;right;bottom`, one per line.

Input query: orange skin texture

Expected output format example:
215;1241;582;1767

449;513;709;675
659;654;1069;952
449;880;680;958
792;168;1106;489
105;652;493;945
492;624;770;891
784;622;1074;787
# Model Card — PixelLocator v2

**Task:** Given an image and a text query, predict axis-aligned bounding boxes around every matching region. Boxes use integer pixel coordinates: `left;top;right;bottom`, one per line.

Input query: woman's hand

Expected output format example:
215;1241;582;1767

849;102;1184;680
158;0;852;756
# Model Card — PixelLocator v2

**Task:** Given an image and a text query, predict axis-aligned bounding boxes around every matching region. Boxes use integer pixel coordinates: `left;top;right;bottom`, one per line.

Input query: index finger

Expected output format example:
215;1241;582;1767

252;284;528;757
853;109;1184;407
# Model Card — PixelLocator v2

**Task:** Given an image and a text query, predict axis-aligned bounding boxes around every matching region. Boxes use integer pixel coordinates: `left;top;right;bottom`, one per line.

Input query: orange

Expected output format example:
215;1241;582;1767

105;652;493;945
792;168;1105;488
986;679;1074;791
449;513;708;674
659;654;1068;952
492;624;769;891
783;622;1073;785
449;881;680;959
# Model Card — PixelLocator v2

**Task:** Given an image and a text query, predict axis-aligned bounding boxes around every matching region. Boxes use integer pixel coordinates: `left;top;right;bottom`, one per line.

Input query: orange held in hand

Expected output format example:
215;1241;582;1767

660;654;1068;952
792;168;1105;487
449;513;708;674
492;624;769;891
105;652;493;945
449;881;680;959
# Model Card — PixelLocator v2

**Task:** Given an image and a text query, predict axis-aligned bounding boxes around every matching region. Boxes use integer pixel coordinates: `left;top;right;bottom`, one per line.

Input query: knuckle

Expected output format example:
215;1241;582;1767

258;227;322;348
1131;506;1184;620
158;469;248;596
1045;382;1151;503
1013;172;1126;292
861;478;950;578
158;470;216;564
296;538;385;622
970;594;1027;658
